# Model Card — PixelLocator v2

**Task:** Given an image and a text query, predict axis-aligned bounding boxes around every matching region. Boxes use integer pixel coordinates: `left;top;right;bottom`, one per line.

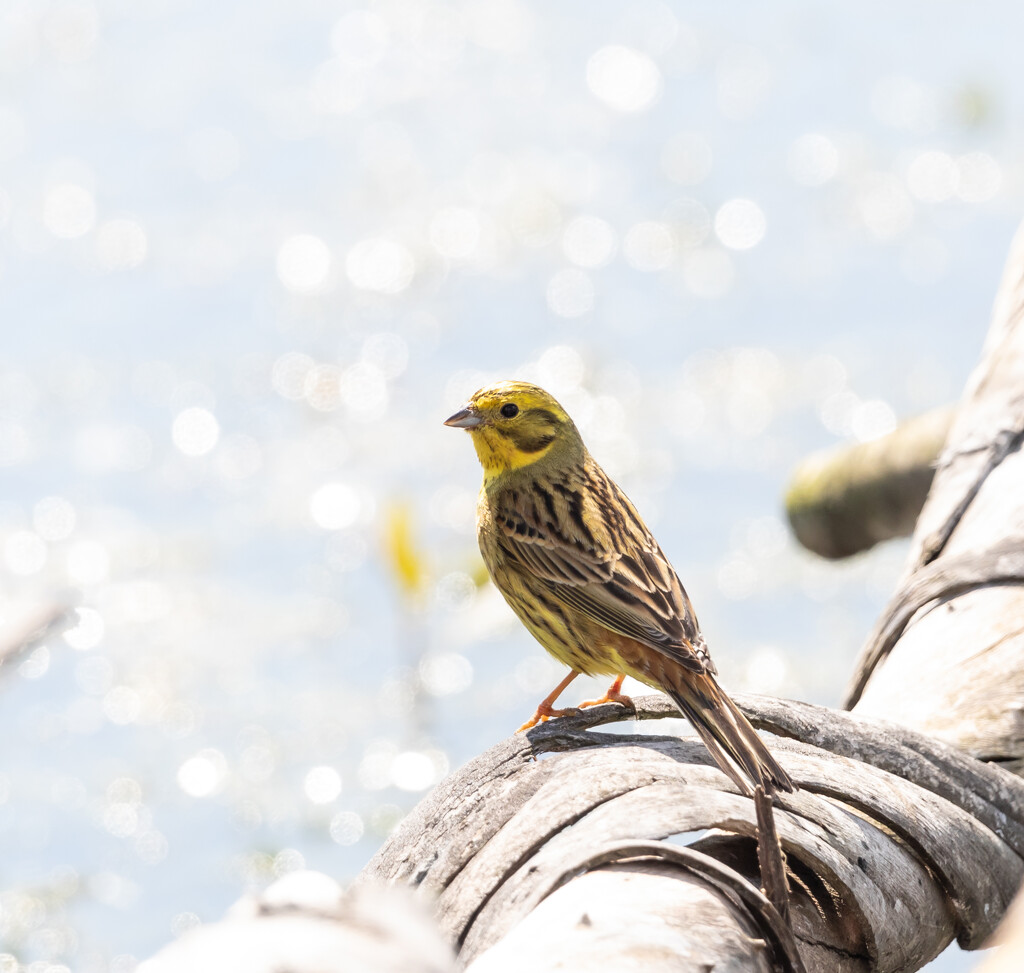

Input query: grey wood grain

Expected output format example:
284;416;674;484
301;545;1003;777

848;222;1024;765
362;694;1024;972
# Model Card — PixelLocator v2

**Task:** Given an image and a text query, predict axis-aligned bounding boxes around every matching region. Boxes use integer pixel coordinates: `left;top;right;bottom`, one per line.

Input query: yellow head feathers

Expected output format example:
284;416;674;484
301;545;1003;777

444;381;583;480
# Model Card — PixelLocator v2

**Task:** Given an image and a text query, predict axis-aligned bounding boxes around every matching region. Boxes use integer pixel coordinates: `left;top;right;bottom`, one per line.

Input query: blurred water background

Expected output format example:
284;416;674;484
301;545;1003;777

1;1;1022;970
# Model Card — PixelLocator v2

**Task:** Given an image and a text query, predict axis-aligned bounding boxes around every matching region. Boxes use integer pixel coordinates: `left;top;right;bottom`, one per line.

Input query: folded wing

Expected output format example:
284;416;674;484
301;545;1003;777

492;466;713;674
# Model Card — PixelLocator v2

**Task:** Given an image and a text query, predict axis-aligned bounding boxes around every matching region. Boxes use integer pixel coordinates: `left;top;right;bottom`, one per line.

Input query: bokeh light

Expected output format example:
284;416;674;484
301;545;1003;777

420;652;474;696
0;5;1016;973
329;811;364;846
714;199;767;250
309;483;360;530
33;496;76;540
4;530;47;575
63;607;105;651
43;183;95;238
171;408;220;457
957;152;1002;202
177;751;227;798
587;45;661;112
430;206;483;261
623;221;675;271
303;766;342;805
906;151;957;203
345;238;415;294
277;234;332;295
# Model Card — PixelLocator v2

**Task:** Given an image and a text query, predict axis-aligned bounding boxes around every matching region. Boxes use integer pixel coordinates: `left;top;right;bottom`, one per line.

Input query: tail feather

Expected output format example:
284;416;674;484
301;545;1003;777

665;672;795;796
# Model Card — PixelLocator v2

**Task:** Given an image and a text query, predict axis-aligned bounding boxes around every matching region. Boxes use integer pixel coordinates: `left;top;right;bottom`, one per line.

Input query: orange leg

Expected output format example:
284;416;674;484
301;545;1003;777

577;673;634;711
517;670;580;731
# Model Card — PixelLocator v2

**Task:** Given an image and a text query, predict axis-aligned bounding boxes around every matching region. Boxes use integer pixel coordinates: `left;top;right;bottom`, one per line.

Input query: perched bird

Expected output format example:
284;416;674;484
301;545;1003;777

445;381;794;796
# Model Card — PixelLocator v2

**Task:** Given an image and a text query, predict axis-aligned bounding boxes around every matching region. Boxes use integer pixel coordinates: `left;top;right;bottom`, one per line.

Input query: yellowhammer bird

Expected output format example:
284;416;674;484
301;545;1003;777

444;380;794;796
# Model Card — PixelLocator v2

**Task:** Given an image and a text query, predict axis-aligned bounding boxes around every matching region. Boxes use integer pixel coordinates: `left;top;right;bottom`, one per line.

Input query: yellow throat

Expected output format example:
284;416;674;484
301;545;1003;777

443;380;583;483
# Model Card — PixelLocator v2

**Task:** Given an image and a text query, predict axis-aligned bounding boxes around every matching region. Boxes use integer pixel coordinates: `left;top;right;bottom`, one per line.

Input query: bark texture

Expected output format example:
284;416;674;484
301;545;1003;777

844;223;1024;775
360;695;1024;972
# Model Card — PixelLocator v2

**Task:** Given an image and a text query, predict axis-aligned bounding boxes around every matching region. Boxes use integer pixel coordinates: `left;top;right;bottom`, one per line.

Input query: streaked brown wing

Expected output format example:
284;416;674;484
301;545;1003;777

493;464;710;674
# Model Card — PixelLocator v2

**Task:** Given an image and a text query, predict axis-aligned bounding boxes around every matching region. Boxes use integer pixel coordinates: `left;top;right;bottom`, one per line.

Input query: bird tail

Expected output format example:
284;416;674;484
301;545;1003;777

665;670;795;796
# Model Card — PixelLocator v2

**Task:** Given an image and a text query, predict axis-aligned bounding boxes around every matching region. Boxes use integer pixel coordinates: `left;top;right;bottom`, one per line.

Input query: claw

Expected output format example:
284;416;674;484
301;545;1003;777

516;672;634;732
576;674;634;712
517;704;579;732
577;692;634;710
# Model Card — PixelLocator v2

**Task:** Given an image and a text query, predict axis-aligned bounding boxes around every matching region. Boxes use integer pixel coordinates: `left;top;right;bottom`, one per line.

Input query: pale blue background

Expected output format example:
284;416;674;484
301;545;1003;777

1;1;1021;969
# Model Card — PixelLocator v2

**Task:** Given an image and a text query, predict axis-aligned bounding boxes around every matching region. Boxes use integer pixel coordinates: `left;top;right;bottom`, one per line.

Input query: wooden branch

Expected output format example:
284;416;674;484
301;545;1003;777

844;540;1024;709
359;695;1024;972
466;857;779;973
138;871;458;973
844;222;1024;770
468;839;804;973
785;406;954;559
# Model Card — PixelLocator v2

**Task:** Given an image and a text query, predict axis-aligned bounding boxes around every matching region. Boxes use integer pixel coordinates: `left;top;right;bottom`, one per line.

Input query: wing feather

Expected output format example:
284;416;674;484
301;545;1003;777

492;462;712;674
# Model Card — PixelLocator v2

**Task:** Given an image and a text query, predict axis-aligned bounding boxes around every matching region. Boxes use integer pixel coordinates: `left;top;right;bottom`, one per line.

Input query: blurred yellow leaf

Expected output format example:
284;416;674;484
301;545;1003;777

382;501;427;599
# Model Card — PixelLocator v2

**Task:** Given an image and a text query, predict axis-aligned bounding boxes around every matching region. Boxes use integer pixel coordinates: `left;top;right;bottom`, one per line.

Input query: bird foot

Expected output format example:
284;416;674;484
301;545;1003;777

576;690;635;711
517;704;579;732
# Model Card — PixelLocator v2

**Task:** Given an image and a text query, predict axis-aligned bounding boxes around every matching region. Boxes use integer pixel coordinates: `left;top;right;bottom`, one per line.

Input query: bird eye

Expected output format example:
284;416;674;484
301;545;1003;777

500;403;519;419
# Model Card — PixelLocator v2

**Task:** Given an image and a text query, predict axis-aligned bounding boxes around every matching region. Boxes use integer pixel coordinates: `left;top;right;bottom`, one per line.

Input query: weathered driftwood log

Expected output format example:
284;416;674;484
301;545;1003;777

138;870;457;973
360;694;1024;973
785;406;954;559
844;222;1024;772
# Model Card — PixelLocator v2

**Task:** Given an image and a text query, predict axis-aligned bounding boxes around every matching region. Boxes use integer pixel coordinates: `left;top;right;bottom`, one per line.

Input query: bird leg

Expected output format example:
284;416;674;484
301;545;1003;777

576;673;634;712
517;670;580;731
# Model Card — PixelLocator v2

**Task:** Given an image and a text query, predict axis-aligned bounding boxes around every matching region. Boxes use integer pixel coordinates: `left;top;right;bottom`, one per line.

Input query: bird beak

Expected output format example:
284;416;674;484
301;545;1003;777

444;405;483;429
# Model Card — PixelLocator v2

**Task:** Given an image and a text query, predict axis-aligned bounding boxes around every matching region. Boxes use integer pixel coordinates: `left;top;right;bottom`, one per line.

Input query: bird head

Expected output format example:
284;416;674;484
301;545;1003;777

444;381;583;480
